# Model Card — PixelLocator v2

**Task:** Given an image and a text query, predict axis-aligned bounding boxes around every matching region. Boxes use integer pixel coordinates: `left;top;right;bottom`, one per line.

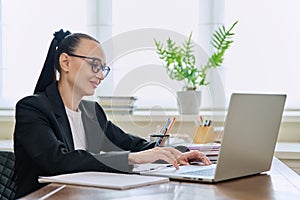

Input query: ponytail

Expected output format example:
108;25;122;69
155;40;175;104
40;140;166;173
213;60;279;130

34;29;71;94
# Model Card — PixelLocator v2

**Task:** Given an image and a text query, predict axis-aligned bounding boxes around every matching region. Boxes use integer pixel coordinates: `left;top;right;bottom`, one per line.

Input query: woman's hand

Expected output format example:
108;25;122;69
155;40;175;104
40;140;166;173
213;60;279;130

177;150;212;166
128;147;211;169
128;147;183;169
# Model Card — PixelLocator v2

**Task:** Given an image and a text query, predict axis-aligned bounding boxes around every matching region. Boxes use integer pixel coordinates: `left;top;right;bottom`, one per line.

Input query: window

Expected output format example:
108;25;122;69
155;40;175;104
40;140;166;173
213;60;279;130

0;0;87;108
2;1;298;110
224;0;300;109
107;0;200;109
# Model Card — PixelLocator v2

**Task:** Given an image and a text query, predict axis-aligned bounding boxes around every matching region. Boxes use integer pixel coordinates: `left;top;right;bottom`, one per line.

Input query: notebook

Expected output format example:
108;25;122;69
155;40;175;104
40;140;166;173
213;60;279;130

139;93;286;183
38;171;169;189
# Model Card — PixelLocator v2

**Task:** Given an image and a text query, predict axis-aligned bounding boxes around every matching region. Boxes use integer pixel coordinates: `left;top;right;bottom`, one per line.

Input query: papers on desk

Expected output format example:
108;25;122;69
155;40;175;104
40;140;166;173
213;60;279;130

38;171;169;190
188;143;220;153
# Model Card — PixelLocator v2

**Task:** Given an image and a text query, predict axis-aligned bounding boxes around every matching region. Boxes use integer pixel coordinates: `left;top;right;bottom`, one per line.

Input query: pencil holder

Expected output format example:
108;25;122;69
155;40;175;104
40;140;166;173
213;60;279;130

193;126;215;144
149;134;170;146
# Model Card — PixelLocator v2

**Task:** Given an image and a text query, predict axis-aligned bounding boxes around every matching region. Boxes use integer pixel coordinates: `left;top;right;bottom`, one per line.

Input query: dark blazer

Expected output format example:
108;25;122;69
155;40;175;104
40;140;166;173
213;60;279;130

13;82;155;198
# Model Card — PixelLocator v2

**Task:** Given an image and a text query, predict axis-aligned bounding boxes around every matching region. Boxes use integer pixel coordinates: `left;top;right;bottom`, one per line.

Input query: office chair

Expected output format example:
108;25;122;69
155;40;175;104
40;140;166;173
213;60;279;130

0;151;17;200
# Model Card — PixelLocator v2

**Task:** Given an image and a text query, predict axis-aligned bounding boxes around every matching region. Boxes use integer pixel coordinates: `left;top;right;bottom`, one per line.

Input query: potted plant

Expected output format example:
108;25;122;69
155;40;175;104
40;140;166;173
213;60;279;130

154;21;238;114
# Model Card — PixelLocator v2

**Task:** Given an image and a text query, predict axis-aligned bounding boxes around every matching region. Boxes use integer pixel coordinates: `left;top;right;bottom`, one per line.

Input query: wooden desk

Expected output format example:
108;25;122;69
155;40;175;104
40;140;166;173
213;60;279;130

21;158;300;200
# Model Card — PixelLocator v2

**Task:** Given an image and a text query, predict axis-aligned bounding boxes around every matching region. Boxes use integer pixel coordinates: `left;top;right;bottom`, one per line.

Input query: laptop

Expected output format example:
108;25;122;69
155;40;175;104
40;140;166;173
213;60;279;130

139;93;286;183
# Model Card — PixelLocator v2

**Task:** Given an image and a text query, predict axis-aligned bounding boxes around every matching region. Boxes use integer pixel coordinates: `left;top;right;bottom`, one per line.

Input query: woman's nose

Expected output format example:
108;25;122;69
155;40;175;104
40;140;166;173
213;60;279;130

96;71;104;80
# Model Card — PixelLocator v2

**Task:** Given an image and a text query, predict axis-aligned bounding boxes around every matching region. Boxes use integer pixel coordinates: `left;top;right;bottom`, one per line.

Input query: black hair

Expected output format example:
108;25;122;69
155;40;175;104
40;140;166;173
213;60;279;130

34;30;99;94
54;33;99;72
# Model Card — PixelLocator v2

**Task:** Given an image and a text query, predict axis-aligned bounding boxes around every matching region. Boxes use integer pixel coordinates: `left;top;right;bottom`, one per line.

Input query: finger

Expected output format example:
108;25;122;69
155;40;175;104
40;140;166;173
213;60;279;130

181;151;212;165
175;152;193;165
202;156;212;165
173;161;179;170
157;147;184;167
194;152;212;165
198;152;212;165
176;155;190;165
195;151;210;163
156;150;179;169
197;152;212;165
177;159;190;165
183;150;203;160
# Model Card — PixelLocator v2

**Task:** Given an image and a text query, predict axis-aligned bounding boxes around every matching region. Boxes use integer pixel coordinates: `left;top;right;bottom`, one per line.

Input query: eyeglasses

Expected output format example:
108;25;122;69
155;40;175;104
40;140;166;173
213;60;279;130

68;53;110;78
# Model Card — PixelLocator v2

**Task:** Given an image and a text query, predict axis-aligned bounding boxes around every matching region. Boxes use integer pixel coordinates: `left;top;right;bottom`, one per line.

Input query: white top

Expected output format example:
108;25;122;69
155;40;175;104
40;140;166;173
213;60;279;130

65;107;87;150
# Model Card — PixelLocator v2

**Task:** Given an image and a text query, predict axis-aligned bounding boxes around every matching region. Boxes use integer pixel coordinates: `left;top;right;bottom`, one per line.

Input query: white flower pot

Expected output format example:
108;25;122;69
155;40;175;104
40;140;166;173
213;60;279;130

177;90;201;114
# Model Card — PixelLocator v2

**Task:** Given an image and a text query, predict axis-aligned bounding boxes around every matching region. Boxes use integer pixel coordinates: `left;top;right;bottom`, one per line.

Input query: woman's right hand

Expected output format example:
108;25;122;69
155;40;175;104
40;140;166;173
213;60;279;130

128;147;185;169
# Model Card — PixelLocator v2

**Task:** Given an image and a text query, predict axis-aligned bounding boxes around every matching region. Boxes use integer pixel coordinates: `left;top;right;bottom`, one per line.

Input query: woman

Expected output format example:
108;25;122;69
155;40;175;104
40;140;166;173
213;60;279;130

13;29;211;198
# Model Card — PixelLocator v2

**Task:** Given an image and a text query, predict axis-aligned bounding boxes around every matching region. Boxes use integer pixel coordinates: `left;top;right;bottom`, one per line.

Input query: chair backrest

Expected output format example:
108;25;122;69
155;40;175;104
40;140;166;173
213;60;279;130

0;151;17;200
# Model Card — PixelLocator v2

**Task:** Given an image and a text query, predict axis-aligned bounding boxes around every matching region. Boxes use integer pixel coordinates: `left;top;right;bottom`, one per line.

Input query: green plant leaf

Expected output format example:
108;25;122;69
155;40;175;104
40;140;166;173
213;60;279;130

153;21;238;90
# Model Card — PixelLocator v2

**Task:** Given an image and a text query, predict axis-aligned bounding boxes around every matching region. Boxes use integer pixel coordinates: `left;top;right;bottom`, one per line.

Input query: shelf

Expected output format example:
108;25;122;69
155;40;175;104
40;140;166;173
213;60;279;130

0;140;13;151
275;142;300;160
0;109;15;122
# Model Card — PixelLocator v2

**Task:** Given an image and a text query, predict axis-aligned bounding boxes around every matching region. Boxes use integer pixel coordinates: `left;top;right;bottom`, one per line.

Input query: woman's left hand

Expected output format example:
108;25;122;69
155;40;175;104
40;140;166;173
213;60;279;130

176;150;212;166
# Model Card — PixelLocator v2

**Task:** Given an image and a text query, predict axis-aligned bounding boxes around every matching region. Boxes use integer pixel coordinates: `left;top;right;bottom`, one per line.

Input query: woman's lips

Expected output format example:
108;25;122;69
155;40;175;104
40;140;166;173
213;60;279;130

90;81;99;89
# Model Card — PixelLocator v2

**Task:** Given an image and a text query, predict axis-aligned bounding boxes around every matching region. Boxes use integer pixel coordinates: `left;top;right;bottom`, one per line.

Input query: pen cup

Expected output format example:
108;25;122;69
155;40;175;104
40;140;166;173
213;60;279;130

149;134;170;146
193;126;215;144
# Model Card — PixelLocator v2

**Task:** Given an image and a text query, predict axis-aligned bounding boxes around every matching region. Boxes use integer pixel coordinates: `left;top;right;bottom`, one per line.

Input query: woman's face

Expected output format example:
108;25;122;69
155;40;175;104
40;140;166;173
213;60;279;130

68;38;106;97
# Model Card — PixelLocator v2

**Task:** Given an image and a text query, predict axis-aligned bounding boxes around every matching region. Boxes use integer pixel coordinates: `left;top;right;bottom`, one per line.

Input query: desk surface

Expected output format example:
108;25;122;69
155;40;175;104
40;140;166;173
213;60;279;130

21;158;300;200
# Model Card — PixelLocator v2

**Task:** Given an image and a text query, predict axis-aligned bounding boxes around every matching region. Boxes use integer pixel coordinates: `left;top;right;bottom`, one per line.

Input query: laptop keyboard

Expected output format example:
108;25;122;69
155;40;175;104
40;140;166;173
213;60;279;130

181;168;216;176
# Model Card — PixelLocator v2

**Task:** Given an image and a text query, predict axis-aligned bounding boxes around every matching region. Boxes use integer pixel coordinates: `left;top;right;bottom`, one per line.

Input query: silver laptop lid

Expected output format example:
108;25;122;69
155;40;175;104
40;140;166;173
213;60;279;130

214;93;286;182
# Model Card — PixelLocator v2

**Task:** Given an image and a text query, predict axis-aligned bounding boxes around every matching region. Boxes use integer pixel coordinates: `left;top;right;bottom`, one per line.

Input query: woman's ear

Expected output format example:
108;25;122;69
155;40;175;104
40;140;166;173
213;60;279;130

59;53;70;72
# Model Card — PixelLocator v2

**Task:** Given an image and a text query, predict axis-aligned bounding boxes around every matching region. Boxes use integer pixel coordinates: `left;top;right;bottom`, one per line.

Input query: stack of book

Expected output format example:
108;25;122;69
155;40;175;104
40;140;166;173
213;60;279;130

97;96;137;114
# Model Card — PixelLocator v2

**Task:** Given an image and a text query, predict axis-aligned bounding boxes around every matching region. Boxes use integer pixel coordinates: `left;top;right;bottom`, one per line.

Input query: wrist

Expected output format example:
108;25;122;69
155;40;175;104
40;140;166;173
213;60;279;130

128;153;137;165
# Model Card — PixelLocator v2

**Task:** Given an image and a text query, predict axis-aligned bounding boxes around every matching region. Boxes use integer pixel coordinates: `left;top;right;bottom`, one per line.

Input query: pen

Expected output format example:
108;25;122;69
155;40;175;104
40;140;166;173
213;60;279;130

149;164;174;171
207;120;211;126
160;117;176;146
156;117;171;145
165;117;176;134
199;115;203;126
194;120;201;126
160;117;170;135
204;120;211;127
